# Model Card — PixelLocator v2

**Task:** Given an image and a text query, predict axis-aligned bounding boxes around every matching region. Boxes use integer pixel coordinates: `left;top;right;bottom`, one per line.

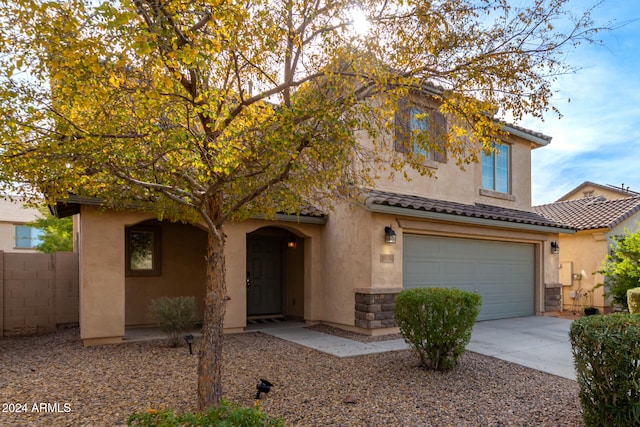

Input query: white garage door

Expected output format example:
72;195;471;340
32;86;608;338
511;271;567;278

403;235;534;321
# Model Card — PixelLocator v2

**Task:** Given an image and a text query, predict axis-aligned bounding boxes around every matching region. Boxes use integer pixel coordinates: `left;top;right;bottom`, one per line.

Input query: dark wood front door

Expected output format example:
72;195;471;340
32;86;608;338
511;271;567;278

246;236;283;316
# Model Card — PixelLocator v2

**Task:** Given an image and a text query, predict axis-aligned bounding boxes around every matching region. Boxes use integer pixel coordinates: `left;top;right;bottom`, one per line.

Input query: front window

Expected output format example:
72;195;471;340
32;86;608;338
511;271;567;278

482;143;510;193
15;225;43;249
126;226;161;276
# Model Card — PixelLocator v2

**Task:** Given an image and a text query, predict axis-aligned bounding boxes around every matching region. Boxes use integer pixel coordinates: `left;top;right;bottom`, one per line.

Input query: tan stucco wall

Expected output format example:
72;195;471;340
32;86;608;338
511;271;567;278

316;196;560;333
365;126;535;210
223;220;324;331
320;203;373;327
79;206;136;344
0;198;41;253
125;221;207;326
559;217;640;312
76;104;557;342
78;205;325;344
284;235;305;319
559;230;609;312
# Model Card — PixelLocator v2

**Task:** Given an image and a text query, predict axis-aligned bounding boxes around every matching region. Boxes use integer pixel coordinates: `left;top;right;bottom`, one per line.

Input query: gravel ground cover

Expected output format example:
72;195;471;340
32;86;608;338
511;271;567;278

0;327;583;426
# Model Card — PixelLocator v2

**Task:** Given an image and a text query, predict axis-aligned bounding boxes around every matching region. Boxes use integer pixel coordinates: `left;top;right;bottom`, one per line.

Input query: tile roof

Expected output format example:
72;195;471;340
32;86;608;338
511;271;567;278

366;190;570;230
422;82;552;145
533;196;640;231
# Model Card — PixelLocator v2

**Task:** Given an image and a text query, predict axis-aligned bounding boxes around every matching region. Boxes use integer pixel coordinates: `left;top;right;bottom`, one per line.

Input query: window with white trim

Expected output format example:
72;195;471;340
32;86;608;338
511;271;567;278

482;142;510;193
15;225;43;249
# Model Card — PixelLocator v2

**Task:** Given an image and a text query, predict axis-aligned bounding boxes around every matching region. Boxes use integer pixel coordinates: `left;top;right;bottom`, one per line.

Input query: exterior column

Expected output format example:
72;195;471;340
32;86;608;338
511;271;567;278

79;207;125;345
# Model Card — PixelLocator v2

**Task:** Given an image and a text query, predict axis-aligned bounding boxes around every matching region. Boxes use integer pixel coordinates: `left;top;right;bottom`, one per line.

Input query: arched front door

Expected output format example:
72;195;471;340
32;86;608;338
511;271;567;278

246;226;304;319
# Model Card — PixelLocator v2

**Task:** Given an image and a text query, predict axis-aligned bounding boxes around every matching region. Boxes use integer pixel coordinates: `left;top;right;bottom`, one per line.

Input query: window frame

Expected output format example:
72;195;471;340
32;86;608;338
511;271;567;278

14;224;43;249
394;98;447;164
481;142;511;194
125;225;162;277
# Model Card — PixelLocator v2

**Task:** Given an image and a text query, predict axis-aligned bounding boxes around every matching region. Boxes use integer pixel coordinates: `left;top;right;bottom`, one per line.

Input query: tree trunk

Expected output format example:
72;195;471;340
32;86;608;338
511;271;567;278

197;195;227;410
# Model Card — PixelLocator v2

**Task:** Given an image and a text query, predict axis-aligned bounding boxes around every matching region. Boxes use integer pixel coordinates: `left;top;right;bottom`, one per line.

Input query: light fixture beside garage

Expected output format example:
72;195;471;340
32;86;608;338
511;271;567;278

384;225;396;244
550;241;559;254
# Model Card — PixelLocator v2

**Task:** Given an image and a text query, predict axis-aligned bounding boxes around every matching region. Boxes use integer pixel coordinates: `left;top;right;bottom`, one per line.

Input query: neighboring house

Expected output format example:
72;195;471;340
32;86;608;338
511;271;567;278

51;93;574;346
534;182;640;313
556;181;640;202
0;197;43;253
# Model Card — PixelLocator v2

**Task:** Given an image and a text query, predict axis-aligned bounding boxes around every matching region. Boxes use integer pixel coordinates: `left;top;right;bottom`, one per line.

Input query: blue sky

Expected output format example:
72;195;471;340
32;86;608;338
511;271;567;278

523;0;640;205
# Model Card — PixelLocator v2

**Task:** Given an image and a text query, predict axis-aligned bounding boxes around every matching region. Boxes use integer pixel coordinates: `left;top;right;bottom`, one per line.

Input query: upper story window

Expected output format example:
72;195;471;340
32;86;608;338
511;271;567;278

481;142;510;193
15;225;43;249
395;99;447;163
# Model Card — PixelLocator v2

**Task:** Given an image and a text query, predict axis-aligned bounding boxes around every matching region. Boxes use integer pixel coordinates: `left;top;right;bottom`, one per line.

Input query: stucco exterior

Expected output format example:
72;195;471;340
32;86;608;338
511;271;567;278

369;124;536;210
0;198;41;253
77;205;327;344
538;182;640;313
77;197;562;344
63;92;569;345
559;215;640;313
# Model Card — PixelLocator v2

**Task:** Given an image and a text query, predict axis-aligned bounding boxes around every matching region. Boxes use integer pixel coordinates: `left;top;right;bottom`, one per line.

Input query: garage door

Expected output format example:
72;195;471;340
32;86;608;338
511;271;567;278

403;235;534;321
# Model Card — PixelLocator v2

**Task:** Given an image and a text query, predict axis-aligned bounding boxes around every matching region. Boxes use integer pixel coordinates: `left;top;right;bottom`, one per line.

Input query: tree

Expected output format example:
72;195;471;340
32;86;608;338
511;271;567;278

28;206;74;253
0;0;604;409
599;226;640;310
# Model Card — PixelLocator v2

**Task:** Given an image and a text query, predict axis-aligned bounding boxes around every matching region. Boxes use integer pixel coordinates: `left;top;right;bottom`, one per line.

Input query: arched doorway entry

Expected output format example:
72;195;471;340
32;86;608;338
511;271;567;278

246;227;304;320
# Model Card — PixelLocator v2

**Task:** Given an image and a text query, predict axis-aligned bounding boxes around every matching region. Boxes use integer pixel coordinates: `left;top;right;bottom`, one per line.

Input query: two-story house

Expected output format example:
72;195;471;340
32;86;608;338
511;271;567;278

51;93;573;346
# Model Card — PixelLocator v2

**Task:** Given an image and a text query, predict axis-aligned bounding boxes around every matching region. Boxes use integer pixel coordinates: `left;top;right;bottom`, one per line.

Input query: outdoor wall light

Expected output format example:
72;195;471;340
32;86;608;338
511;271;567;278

255;379;274;399
287;239;296;248
384;225;396;244
550;241;559;254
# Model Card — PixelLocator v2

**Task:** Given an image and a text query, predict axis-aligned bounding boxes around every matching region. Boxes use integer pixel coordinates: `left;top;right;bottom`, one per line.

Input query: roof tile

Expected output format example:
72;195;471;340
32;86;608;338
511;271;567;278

533;196;640;230
366;190;569;229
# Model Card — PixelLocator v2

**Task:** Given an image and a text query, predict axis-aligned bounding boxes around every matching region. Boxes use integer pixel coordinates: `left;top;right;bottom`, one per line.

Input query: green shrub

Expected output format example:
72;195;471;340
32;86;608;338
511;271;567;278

127;400;284;427
598;228;640;310
148;296;197;347
628;287;640;314
394;287;481;370
569;313;640;427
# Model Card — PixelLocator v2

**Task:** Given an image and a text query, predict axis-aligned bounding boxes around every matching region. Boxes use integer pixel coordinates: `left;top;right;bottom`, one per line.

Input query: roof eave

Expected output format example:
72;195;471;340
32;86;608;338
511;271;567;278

501;124;551;147
368;203;575;234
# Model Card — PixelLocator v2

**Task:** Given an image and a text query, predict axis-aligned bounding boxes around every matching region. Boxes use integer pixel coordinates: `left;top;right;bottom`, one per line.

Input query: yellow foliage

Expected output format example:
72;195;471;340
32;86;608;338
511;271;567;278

0;0;599;233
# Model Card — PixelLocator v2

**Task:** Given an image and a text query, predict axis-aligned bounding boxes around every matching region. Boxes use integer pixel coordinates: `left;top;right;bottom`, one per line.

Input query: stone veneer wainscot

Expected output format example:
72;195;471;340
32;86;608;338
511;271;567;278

354;288;400;329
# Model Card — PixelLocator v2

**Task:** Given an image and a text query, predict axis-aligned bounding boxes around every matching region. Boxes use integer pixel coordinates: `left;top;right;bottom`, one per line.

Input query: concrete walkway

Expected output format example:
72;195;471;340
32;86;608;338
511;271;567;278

258;316;576;380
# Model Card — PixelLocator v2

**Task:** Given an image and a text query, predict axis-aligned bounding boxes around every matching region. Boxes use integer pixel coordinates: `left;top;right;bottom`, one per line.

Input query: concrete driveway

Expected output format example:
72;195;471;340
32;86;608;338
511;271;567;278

467;316;575;380
260;315;576;380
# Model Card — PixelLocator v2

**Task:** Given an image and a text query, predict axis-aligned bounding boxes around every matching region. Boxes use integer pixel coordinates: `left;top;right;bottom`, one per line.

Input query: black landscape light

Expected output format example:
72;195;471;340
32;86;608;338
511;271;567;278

255;379;274;399
184;334;194;355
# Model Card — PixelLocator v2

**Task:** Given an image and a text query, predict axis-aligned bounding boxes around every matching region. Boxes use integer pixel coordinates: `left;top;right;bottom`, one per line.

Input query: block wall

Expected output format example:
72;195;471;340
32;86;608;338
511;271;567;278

0;251;79;336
